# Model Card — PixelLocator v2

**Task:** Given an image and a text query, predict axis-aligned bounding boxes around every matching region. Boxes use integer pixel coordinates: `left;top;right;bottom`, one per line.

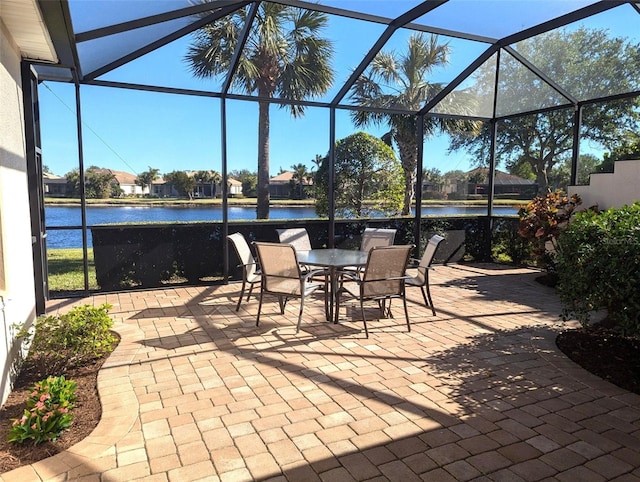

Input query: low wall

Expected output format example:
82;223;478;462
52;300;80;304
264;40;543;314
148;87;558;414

569;159;640;210
90;217;498;292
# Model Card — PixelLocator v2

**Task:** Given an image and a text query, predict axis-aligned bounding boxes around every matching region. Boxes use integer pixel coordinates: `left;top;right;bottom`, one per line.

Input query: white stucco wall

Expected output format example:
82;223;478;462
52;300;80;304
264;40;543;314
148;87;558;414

569;159;640;210
0;20;37;406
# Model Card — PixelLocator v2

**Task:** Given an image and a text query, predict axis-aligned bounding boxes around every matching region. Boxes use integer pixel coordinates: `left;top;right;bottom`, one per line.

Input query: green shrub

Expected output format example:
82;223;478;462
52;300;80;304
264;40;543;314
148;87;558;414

556;202;640;335
492;217;534;265
17;303;117;374
8;376;76;445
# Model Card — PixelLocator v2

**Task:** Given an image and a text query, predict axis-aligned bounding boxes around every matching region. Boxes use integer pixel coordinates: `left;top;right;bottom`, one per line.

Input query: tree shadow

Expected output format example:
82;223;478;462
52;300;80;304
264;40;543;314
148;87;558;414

58;264;640;480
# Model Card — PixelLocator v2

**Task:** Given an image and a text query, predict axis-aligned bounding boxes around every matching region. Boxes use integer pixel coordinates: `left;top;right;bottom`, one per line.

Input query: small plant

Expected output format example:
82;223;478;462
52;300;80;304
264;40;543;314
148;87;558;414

16;303;116;375
517;191;582;273
8;376;76;445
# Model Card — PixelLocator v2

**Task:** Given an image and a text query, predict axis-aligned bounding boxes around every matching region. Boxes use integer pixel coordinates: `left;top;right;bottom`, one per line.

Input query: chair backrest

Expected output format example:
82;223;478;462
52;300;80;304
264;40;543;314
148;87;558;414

418;234;445;269
228;232;258;278
276;228;312;251
361;245;413;298
414;234;445;284
254;242;303;295
360;228;396;253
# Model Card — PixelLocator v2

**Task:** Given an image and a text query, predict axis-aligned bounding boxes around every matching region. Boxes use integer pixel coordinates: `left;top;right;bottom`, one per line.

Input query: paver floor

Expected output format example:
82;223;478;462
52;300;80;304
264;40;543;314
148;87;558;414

2;263;639;481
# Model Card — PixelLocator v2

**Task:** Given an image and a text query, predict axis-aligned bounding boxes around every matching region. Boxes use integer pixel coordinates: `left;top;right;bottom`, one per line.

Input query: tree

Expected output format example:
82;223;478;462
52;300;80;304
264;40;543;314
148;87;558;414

311;154;323;170
229;169;257;197
600;130;640;172
65;169;81;197
308;154;323;185
163;171;196;199
505;156;535;181
135;167;159;196
421;167;444;197
193;170;221;198
547;154;601;191
88;168;118;198
186;3;334;219
290;163;310;200
443;169;466;180
314;132;403;218
449;28;640;194
423;167;443;185
65;166;119;199
350;32;479;215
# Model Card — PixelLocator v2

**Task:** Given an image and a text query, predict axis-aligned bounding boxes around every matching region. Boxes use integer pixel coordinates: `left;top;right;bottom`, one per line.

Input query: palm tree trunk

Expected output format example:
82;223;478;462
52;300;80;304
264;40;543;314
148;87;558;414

257;100;270;219
397;137;418;216
402;167;416;216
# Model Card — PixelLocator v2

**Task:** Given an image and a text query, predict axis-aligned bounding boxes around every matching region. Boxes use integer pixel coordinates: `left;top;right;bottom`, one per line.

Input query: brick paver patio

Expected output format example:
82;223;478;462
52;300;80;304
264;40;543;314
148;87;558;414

2;263;639;481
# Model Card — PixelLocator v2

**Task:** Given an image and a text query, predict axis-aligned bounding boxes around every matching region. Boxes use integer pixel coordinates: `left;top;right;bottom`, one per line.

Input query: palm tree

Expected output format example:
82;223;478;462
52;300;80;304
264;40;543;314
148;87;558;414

135;166;159;196
350;33;477;215
290;163;309;199
194;170;222;198
186;3;334;218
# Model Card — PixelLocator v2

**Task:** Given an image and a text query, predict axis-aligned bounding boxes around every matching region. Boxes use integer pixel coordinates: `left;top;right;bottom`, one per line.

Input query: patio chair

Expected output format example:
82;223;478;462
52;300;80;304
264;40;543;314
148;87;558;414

360;227;396;252
342;227;397;276
277;227;329;282
335;244;413;337
276;228;312;251
405;234;445;316
227;233;261;311
253;242;327;332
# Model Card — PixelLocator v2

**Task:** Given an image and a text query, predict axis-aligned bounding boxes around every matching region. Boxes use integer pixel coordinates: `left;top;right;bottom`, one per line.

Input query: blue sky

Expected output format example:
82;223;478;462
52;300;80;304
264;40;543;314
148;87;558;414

40;80;472;177
39;0;636;178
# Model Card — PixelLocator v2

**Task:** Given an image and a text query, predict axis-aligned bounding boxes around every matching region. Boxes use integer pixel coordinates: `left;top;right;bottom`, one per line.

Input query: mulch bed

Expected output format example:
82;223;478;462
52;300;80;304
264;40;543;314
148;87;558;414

0;356;106;473
556;328;640;395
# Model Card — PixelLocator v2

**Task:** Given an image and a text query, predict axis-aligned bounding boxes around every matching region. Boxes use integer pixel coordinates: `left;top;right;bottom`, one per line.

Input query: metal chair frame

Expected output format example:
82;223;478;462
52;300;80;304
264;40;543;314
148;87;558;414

335;244;413;337
227;232;261;311
254;241;326;332
406;234;445;316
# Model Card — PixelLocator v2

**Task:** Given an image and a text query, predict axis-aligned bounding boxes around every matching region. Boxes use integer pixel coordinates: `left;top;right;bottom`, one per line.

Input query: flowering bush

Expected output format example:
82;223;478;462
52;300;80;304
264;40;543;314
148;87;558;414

517;191;582;272
8;376;76;445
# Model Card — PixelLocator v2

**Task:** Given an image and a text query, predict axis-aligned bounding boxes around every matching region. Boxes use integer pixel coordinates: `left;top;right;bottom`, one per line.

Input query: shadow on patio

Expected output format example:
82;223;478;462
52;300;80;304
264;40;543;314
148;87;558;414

5;263;640;481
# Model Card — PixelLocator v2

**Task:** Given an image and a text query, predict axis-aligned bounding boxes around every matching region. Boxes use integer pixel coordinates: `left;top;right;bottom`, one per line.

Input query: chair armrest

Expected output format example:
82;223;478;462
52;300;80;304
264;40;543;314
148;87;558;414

337;270;361;283
237;261;258;269
407;258;420;268
303;268;327;282
360;275;410;283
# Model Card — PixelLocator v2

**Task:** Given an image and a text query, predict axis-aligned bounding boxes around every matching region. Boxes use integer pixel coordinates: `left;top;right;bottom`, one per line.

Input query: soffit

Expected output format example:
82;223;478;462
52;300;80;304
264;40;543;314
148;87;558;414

1;0;57;62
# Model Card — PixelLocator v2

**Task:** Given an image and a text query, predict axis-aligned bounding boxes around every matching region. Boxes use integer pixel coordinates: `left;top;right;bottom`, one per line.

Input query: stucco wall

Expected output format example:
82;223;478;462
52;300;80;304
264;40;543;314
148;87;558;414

569;159;640;210
0;20;37;406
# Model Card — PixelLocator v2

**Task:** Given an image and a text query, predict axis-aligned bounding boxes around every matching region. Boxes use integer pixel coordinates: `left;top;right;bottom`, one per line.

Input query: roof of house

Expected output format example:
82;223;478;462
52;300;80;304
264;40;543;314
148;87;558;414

109;170;138;185
270;171;313;185
42;172;66;182
467;168;537;185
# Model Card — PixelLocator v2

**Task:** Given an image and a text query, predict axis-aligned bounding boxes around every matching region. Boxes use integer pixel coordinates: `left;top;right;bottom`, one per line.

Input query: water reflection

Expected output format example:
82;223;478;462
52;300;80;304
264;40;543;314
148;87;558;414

45;204;518;248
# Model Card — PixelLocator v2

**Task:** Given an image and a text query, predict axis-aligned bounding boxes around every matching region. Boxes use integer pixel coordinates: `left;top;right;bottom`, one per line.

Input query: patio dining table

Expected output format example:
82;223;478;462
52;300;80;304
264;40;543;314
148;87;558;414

296;248;369;323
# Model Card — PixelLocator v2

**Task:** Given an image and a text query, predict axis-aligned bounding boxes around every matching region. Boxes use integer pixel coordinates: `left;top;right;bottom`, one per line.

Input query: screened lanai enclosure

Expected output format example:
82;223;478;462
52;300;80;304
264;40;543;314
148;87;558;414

24;0;640;305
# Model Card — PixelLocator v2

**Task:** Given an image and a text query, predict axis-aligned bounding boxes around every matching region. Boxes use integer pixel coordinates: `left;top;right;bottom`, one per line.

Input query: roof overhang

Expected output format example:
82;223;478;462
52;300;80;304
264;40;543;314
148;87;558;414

1;0;57;62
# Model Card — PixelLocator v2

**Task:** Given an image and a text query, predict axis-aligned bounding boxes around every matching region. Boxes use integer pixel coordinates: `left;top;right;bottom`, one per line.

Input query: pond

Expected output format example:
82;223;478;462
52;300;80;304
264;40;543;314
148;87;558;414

45;204;519;248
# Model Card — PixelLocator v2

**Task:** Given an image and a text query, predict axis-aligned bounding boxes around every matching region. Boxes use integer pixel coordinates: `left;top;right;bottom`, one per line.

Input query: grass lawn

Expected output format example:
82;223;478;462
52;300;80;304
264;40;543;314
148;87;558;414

47;248;98;292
